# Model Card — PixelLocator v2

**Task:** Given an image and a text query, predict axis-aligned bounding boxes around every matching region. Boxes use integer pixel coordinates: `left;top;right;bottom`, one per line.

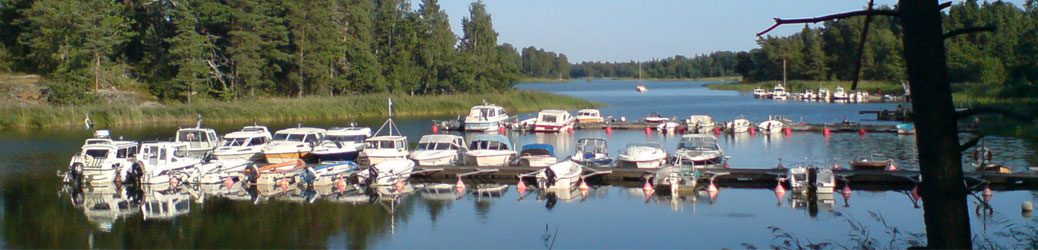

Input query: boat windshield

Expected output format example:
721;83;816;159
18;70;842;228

178;130;206;142
417;142;456;151
222;138;248;147
367;140;401;149
173;146;189;158
273;133;305;142
469;140;509;150
678;139;718;151
540;115;558;123
84;149;109;158
326;135;366;143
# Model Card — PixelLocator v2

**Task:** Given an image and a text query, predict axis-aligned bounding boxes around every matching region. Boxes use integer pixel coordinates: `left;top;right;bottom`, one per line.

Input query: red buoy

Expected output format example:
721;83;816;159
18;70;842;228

431;124;439;134
784;127;792;136
823;126;831;137
578;178;590;191
645;126;652;134
498;124;506;134
605;126;613;134
859;128;867;136
749;127;757;135
335;178;347;193
714;127;722;135
642;179;654;192
886;161;898;171
223;177;235;189
455;177;466;192
568;127;574;133
912;186;922;202
516;177;527;195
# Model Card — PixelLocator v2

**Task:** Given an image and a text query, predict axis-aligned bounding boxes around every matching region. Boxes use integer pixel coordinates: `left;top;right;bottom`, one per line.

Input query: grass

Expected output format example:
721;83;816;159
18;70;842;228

0;90;599;129
705;80;906;95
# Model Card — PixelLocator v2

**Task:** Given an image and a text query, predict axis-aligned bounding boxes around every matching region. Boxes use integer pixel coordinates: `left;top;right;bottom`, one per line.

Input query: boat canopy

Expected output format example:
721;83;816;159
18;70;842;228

678;135;720;150
469;134;512;150
520;143;555;156
416;135;464;151
625;142;662;149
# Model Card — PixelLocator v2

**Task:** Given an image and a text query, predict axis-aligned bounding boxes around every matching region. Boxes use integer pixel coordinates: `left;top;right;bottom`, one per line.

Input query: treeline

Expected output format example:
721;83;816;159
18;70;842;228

0;0;522;104
520;47;570;79
736;1;1038;97
569;51;739;79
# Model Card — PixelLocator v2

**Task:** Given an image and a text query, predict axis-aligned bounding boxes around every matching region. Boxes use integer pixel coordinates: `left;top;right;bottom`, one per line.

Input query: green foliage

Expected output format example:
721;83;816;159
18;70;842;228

571;51;738;79
521;46;570;79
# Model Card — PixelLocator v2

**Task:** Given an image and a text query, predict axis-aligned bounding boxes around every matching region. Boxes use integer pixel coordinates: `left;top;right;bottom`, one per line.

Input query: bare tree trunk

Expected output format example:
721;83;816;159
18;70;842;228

94;50;100;91
898;1;971;248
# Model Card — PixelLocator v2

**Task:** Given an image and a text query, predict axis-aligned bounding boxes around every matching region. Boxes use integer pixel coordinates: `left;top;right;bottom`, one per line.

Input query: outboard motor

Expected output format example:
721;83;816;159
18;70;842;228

545;167;557;188
365;167;379;186
243;165;259;185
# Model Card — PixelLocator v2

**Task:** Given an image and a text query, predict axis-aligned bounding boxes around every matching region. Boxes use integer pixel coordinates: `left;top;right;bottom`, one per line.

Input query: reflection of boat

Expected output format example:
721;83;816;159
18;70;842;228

472;184;510;198
68;185;142;232
357;159;415;186
533;110;576;133
66;130;140;184
617;143;667;169
575;109;604;123
136;142;203;185
312;126;370;162
464;134;517;167
684;115;716;134
174;119;221;158
213;125;271;162
849;154;894;170
518;143;557;167
301;161;359;186
262;127;326;164
653;165;699;191
674;134;725;168
464;103;510;132
787;167;836;194
417;183;459;201
140;189;192;220
410;134;466;166
245;159;307;185
536;160;583;190
571;138;612;166
896;123;916;135
724;118;752;133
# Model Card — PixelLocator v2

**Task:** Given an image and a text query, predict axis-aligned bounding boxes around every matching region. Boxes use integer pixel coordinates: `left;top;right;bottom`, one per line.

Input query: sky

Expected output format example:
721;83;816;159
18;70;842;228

437;0;1027;62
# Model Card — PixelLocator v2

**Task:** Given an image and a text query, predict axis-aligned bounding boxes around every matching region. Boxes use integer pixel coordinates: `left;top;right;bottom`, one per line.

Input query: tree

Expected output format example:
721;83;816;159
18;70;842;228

19;0;134;103
459;0;518;91
341;0;383;93
167;1;212;104
800;25;828;80
416;0;457;94
286;0;345;97
224;0;289;98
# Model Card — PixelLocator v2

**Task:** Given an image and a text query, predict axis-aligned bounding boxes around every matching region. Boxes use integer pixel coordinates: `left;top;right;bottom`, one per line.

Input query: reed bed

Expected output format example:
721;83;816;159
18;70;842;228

0;90;597;129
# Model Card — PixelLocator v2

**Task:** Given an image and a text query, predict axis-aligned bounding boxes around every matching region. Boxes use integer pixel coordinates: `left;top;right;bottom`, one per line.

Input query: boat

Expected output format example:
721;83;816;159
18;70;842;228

674;134;726;168
65;130;140;185
684;115;716;134
299;161;360;186
262;127;326;164
832;86;849;101
533;109;576;133
635;62;648;93
801;89;816;100
174;119;221;158
787;166;836;194
135;142;204;185
896;123;916;135
617;142;667;169
752;88;770;98
517;143;558;167
772;85;788;100
409;134;466;166
463;102;509;132
849;154;894;170
571;138;612;166
464;134;517;167
656;121;680;133
724;118;752;133
189;160;252;184
312;125;370;162
644;112;670;124
818;88;832;101
67;185;141;232
212;125;272;162
758;116;785;134
355;159;415;186
535;160;584;191
140;189;192;220
636;85;648;93
575;109;605;124
653;164;699;191
849;90;868;102
359;100;409;166
970;144;1012;173
243;159;307;186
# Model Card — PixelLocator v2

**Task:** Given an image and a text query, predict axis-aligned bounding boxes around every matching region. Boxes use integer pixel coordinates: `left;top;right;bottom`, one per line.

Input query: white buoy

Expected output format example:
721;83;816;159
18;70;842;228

1024;201;1034;212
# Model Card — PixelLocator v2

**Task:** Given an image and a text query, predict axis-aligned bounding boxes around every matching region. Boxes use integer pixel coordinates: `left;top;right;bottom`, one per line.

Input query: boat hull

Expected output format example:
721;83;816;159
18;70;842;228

617;158;665;169
465;153;513;167
313;151;360;163
265;152;311;164
464;121;504;132
518;156;557;167
533;122;575;133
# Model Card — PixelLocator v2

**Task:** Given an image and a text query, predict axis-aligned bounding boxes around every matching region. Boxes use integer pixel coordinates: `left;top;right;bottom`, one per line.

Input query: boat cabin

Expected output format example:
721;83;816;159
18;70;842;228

677;135;720;151
272;128;325;146
415;135;465;152
76;130;140;168
468;135;513;151
467;104;508;121
138;142;194;165
325;126;371;143
365;136;409;151
221;126;272;148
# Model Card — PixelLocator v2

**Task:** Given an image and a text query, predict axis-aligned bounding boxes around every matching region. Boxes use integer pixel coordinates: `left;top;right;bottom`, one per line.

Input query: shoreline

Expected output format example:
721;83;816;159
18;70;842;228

0;90;598;130
704;80;905;94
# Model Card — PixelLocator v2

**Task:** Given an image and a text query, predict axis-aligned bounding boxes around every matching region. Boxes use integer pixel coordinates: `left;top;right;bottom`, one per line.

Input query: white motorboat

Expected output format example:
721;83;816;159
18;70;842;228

817;88;832;101
575;109;604;124
674;134;725;168
787;166;836;194
360;102;409;166
212;125;271;162
313;126;370;162
617;142;667;169
644;113;670;124
134;142;204;185
849;90;869;102
758;116;785;134
802;89;817;100
66;130;140;185
571;138;613;166
356;159;415;186
464;134;517;167
636;85;648;93
753;88;771;98
724;118;752;133
409;134;466;166
174;119;220;158
772;85;788;100
262;127;326;164
517;143;558;167
832;86;849;101
464;102;509;132
535;160;583;190
684;115;716;134
533;109;576;133
656;121;680;133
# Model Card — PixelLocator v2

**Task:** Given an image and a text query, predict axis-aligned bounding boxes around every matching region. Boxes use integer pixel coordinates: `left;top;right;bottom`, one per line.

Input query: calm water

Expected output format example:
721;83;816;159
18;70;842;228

1;79;1036;248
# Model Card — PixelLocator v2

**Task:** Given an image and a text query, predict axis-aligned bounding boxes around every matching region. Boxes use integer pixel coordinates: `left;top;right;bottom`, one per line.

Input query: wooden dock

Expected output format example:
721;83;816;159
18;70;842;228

859;109;913;121
409;166;1038;190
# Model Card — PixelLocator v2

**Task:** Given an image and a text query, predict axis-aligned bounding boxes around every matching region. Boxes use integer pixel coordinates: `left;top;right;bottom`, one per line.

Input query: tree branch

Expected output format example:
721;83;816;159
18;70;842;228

943;26;996;40
756;9;899;37
959;135;985;152
851;0;876;91
939;1;952;10
956;106;1038;122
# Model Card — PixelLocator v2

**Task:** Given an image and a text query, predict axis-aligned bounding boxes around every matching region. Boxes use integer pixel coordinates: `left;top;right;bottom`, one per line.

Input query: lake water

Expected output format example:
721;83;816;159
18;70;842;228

1;79;1035;248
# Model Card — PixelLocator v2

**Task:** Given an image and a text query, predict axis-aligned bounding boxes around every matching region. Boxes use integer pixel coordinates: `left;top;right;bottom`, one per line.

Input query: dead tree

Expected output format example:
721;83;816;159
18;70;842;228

757;0;1000;248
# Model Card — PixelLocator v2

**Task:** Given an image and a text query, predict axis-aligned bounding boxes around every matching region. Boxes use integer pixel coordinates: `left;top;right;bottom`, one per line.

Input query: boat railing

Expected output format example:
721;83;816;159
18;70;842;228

72;154;107;169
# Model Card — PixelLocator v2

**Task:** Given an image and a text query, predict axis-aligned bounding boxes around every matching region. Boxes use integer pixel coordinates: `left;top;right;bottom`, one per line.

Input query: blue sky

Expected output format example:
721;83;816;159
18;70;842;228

438;0;1026;62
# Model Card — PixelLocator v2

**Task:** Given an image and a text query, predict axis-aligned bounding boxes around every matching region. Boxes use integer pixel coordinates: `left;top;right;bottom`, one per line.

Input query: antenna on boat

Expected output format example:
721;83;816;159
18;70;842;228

83;112;93;130
196;114;203;128
373;98;401;136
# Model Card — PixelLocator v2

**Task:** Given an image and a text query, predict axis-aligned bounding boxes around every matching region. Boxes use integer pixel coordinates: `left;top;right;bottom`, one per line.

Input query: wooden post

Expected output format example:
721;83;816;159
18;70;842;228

898;0;971;248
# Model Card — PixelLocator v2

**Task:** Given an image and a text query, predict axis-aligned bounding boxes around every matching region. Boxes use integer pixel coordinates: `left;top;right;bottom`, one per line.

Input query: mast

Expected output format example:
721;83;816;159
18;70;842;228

782;59;787;87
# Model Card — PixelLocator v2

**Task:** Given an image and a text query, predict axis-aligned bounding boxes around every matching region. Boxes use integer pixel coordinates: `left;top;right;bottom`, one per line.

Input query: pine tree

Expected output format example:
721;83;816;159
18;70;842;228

287;0;346;97
342;0;383;93
417;0;458;94
167;1;212;104
800;25;828;80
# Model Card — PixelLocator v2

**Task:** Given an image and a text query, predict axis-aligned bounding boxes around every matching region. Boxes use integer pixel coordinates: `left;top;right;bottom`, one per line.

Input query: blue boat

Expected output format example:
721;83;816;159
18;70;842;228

896;123;916;134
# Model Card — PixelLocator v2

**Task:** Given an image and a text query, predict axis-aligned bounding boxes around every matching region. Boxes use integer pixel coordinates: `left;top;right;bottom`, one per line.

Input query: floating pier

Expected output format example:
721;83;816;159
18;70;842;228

859;109;913;121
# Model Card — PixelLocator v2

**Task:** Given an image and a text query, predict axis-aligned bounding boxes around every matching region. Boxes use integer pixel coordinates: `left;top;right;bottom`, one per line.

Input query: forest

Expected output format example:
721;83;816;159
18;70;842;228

737;0;1038;98
0;0;524;104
